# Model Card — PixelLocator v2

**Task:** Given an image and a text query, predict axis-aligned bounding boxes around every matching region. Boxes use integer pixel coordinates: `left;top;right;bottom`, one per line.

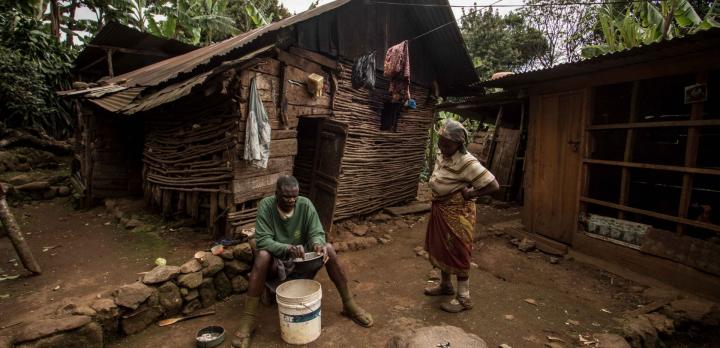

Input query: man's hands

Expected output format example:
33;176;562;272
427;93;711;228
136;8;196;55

287;244;305;259
314;244;329;263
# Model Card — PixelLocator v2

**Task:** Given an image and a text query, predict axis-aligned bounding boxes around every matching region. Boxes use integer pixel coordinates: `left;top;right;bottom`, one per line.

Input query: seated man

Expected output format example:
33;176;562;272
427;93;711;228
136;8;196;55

232;175;373;348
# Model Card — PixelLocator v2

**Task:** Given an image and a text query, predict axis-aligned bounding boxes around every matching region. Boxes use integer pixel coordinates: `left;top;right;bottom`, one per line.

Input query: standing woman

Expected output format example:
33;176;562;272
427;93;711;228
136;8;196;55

425;119;499;313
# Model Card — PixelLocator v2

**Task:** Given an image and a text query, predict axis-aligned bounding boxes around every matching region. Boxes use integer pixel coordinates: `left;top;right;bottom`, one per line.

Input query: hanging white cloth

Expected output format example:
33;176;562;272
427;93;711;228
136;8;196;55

244;76;271;168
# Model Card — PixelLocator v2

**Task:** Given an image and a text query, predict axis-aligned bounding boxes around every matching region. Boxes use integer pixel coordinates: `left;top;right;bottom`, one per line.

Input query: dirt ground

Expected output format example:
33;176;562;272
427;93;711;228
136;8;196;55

0;197;661;347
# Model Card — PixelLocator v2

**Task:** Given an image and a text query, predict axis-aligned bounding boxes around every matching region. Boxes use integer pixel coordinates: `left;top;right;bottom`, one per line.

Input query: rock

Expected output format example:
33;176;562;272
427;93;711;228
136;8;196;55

90;298;119;335
499;344;512;348
15;321;102;348
622;315;658;348
56;301;96;317
8;174;32;186
665;298;720;325
628;285;646;293
214;272;233;300
592;333;631;348
120;304;163;335
517;238;536;252
414;246;424;255
184;289;199;301
387;325;488;348
336;242;348;252
504;315;514;320
14;316;93;343
200;255;224;277
641;313;674;335
56;186;71;197
365;236;378;245
510;238;521;246
231;243;254;262
199;278;217;307
549;257;560;264
158;281;183;316
220;249;235;260
0;335;12;348
183;299;202;315
104;199;117;210
352;225;369;236
224;259;251;275
232;275;249;293
371;213;392;223
142;265;180;284
180;288;189;297
42;188;56;199
180;259;202;274
395;220;410;229
113;282;155;310
177;272;203;289
125;219;143;229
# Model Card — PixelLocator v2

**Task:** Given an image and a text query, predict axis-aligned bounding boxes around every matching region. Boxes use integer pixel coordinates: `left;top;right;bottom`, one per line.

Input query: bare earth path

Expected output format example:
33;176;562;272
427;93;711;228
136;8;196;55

108;205;644;348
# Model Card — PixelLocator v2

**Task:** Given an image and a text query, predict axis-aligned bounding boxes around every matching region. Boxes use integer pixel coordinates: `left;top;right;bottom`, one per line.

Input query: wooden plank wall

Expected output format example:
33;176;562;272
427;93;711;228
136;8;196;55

332;61;433;220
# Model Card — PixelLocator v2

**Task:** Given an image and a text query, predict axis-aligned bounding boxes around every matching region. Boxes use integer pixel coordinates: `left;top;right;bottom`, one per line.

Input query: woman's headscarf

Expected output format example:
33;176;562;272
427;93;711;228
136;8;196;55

438;119;469;154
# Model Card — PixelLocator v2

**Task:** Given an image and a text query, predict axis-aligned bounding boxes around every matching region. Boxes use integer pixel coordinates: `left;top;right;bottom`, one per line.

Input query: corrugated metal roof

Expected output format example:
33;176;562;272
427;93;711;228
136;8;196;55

481;27;720;88
405;0;478;95
88;87;143;112
73;22;197;78
104;0;351;89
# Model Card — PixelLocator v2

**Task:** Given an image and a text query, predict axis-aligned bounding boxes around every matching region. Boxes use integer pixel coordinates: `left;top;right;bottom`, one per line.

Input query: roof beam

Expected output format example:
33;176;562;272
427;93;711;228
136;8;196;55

86;44;173;57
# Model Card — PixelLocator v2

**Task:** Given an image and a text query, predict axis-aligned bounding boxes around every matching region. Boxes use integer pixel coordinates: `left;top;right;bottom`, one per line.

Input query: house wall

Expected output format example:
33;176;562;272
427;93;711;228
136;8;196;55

520;50;720;299
333;61;433;220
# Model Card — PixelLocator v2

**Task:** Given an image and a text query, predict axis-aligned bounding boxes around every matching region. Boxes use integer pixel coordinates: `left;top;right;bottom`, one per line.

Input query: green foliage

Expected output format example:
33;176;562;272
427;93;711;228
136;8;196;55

0;7;75;137
461;8;548;79
229;0;290;32
582;0;720;58
517;0;599;67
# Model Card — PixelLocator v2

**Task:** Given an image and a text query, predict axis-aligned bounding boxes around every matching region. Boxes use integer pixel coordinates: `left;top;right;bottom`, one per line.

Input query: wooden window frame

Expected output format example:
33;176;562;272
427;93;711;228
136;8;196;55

580;71;719;236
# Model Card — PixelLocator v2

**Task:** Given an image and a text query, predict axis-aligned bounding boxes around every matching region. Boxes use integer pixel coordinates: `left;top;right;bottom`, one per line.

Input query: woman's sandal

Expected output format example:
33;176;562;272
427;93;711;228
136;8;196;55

424;283;455;296
341;308;374;328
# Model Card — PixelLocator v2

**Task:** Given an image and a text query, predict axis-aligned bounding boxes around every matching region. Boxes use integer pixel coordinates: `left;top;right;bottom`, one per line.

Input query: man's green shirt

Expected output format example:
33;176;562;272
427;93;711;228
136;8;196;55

255;196;326;258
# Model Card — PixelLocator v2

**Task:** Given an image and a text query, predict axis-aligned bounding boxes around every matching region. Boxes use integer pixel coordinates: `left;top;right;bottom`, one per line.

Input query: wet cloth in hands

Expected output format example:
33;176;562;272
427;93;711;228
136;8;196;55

244;76;271;168
383;40;411;102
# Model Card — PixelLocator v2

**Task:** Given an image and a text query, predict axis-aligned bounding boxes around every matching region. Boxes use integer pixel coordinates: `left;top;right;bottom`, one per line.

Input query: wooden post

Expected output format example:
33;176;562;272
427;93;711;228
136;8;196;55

0;185;42;275
106;49;114;78
677;72;707;234
619;81;640;219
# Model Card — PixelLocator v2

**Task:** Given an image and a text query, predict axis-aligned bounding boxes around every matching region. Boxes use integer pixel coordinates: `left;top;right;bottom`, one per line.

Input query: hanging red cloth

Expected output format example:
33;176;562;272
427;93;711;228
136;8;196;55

383;40;411;103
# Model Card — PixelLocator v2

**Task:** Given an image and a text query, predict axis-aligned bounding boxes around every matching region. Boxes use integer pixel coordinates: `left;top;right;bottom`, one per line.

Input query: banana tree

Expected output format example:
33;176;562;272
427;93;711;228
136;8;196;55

582;0;720;58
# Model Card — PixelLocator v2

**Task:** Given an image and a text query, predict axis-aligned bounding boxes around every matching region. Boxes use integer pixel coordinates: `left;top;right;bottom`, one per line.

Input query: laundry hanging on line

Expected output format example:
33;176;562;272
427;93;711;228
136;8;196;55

383;40;411;103
352;51;376;90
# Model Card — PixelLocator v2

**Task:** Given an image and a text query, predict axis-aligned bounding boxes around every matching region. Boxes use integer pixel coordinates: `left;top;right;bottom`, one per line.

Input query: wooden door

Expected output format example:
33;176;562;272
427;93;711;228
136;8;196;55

490;127;521;200
309;119;348;233
525;91;583;243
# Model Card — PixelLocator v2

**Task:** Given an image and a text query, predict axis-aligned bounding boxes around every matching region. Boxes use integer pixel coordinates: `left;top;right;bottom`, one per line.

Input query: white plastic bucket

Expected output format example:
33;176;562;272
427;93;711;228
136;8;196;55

275;279;322;345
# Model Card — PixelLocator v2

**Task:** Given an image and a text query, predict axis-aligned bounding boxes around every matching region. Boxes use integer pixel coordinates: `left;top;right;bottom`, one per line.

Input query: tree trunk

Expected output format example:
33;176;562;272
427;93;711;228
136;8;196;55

66;0;78;47
50;0;61;41
0;187;42;275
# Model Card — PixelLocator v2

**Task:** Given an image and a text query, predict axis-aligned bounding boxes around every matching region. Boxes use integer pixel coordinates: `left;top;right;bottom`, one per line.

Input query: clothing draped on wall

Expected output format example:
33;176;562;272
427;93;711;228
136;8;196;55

244;76;271;168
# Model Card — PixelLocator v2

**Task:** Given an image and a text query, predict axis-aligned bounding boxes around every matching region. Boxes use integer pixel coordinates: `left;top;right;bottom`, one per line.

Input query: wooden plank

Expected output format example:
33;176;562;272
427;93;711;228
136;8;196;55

383;202;431;216
233;172;291;196
234;156;295;179
677;71;707;234
276;49;325;75
583;159;720;176
289;46;339;70
282;65;331;107
489;127;520;200
619;81;640;219
580;196;720;233
586;119;720;130
284;105;333;118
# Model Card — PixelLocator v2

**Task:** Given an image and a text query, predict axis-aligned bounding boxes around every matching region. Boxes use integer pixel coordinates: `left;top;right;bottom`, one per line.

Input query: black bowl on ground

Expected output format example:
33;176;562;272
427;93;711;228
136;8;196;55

196;325;225;348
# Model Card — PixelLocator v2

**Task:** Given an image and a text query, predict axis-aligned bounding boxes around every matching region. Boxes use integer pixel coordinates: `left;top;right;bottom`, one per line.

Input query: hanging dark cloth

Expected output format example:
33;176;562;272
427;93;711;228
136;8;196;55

383;40;411;103
352;51;376;89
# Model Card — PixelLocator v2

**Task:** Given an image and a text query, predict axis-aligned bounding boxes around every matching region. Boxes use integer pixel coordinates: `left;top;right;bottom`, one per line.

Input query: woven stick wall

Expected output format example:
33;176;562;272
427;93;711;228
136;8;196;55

332;62;433;220
142;94;237;233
